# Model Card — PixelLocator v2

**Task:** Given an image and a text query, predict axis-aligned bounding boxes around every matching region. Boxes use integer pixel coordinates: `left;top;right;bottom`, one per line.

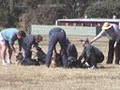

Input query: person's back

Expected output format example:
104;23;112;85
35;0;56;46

22;34;35;46
86;43;104;63
67;43;78;60
65;43;79;68
1;28;19;44
1;28;19;38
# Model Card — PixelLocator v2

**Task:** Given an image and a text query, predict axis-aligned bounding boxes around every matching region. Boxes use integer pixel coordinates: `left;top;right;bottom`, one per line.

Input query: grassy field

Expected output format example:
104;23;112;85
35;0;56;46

0;35;120;90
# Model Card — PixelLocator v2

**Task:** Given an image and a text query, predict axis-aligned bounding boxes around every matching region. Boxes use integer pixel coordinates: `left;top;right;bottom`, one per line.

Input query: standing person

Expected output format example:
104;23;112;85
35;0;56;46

0;28;26;65
22;34;43;59
78;37;104;69
90;22;120;64
45;27;69;68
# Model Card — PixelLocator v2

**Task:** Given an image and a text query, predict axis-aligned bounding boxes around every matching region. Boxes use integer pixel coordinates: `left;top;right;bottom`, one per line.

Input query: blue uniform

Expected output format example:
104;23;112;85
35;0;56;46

22;34;38;59
67;43;78;60
45;28;68;67
62;42;78;67
0;28;19;45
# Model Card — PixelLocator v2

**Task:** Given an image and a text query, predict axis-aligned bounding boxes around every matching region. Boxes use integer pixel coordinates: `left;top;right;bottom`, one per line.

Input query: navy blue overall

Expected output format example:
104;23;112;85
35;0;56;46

61;42;78;67
67;43;78;61
22;34;37;59
45;28;68;67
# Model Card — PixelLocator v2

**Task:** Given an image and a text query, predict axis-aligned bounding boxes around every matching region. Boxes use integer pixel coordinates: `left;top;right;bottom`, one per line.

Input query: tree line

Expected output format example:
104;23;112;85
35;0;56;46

0;0;119;32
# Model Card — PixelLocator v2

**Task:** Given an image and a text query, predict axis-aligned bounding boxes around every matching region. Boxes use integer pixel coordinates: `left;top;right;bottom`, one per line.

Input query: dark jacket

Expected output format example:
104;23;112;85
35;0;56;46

22;34;38;47
79;43;104;66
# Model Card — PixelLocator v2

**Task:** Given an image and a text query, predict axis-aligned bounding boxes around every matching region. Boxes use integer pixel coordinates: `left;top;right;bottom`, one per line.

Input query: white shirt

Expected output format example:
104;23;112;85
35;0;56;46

94;24;120;42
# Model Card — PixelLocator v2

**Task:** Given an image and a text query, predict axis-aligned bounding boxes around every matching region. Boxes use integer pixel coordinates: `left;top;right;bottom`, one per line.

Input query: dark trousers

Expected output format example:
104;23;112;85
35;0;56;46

22;44;32;59
107;40;120;64
45;31;67;67
84;53;104;67
62;54;69;68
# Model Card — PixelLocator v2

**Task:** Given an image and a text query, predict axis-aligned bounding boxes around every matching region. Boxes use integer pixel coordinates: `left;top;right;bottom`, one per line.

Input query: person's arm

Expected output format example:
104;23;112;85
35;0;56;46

77;48;85;61
8;37;18;55
18;39;23;52
81;44;91;64
10;45;17;55
114;38;120;48
90;29;105;44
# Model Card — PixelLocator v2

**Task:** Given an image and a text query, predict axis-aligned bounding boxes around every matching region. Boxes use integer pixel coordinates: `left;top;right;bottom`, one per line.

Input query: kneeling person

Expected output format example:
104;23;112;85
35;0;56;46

62;39;78;68
22;34;43;59
20;34;43;65
78;37;104;69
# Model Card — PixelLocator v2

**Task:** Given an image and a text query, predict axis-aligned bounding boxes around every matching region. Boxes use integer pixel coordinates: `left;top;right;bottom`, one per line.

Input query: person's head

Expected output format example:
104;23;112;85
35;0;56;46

102;22;112;31
17;31;26;39
80;37;89;47
35;34;43;43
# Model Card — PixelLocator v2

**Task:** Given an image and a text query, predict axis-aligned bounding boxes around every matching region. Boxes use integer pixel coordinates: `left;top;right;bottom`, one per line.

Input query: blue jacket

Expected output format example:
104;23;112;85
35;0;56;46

22;34;38;48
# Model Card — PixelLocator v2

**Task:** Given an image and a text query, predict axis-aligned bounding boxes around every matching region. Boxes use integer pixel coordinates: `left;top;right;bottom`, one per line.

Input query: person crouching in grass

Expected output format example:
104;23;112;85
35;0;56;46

78;37;104;69
22;34;43;60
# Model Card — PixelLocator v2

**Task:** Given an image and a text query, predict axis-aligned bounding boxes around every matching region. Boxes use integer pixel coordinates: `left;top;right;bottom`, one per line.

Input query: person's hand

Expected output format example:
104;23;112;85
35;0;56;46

90;40;93;44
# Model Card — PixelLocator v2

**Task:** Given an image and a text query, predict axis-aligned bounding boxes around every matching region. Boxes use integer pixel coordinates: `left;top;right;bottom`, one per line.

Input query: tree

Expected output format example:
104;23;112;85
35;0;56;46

57;0;102;18
60;0;82;18
85;0;120;18
20;4;57;33
0;0;9;27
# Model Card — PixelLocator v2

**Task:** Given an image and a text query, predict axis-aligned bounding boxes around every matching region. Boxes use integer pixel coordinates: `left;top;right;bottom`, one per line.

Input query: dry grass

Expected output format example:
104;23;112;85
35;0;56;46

0;35;120;90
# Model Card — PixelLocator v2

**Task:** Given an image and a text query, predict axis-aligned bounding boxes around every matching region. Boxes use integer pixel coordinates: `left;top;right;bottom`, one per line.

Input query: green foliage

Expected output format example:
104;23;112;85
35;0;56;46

85;0;120;18
0;27;5;31
19;6;58;33
0;0;119;29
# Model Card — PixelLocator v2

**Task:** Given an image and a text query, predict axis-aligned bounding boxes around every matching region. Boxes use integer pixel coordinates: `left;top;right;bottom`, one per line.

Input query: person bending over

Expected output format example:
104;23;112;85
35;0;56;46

45;27;69;68
0;28;26;65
